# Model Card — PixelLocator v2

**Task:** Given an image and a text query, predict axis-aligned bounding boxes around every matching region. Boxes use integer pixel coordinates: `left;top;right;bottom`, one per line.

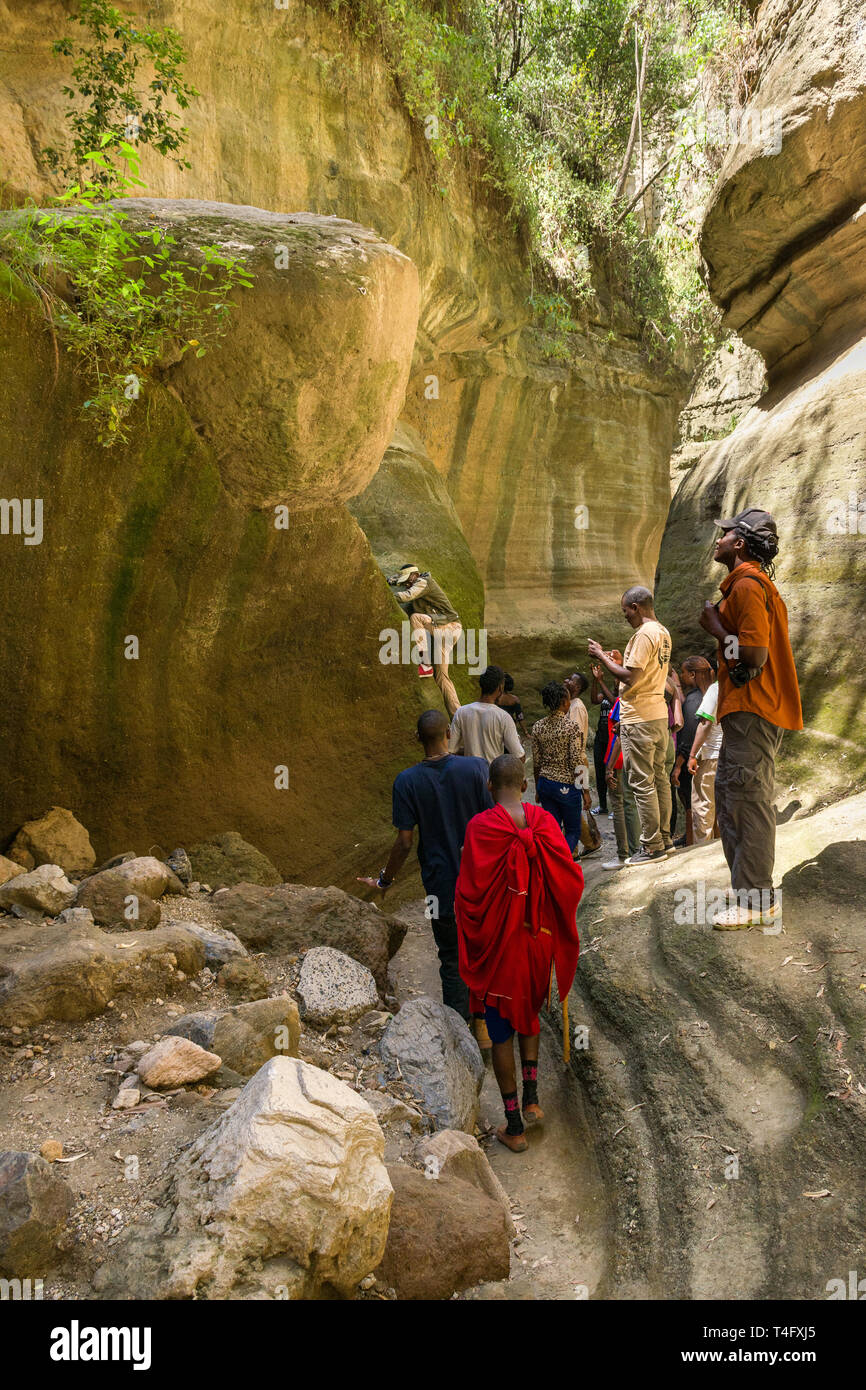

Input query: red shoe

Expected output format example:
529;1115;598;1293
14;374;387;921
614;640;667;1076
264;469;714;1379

522;1102;544;1126
418;664;434;678
496;1124;528;1153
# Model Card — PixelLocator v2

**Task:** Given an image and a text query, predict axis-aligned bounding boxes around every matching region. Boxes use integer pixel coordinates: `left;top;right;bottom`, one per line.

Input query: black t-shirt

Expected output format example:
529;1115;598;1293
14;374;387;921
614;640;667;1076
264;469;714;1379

594;696;612;743
392;754;493;915
676;687;703;762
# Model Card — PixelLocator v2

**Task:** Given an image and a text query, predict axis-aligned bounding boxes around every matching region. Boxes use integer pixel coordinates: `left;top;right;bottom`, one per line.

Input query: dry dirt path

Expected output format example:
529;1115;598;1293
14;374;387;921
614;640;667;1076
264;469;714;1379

390;810;617;1300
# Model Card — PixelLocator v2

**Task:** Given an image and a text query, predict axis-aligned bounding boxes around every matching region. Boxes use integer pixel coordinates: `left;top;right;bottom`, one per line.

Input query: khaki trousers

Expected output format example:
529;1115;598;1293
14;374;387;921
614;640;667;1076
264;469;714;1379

620;717;673;854
715;711;783;893
691;754;718;845
409;613;462;718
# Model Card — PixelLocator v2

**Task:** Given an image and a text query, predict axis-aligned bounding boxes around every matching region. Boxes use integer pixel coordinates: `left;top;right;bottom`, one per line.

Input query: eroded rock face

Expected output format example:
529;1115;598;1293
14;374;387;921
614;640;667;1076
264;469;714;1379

0;200;425;883
658;0;866;800
657;308;866;799
0;0;684;659
565;795;866;1299
95;1058;393;1300
701;0;866;380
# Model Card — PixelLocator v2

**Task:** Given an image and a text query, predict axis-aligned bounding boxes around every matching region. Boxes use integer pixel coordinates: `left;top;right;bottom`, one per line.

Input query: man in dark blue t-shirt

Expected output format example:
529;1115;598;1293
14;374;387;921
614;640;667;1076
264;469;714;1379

358;709;492;1020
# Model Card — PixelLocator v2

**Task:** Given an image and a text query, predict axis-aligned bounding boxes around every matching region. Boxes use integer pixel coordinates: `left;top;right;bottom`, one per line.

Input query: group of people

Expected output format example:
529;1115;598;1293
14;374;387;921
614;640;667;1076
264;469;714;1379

361;508;802;1151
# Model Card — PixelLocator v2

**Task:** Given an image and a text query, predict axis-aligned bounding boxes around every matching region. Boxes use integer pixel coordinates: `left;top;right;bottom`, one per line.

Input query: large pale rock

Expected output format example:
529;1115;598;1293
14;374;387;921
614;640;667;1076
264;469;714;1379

0;919;207;1026
415;1130;515;1236
0;864;77;917
701;0;866;380
212;883;406;992
166;996;300;1076
379;997;484;1133
95;1058;393;1299
0;1151;74;1277
136;1037;222;1088
7;807;95;875
377;1164;510;1300
187;832;280;889
297;945;378;1025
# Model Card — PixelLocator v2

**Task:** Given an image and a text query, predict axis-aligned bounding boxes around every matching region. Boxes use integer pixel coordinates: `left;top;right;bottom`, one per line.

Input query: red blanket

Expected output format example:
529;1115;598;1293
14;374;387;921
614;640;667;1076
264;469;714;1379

455;802;583;1036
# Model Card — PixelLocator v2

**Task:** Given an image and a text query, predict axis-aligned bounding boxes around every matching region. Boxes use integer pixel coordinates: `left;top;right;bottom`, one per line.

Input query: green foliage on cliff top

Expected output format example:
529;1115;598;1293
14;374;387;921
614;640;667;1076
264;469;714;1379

325;0;755;367
0;5;251;445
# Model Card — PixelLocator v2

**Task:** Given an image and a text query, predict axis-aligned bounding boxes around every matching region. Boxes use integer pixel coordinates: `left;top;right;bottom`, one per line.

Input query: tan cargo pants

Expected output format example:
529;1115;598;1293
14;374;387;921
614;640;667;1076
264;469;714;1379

620;717;673;854
409;613;462;718
691;754;718;845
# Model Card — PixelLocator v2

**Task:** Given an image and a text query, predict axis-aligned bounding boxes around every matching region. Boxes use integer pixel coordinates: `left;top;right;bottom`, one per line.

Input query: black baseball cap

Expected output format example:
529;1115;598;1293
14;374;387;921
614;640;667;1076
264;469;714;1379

714;508;778;540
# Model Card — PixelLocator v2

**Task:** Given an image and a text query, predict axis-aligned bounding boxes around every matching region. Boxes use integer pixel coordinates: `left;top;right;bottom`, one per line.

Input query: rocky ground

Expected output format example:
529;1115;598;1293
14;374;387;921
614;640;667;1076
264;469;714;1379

1;793;864;1301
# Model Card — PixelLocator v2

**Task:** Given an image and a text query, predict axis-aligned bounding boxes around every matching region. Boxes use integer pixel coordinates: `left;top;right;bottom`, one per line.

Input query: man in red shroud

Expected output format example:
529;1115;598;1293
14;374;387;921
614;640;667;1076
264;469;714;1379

455;754;583;1152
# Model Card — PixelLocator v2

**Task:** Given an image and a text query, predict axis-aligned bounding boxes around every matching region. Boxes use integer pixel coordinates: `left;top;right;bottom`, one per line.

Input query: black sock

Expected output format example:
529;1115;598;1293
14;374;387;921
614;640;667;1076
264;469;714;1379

502;1090;524;1135
522;1062;538;1108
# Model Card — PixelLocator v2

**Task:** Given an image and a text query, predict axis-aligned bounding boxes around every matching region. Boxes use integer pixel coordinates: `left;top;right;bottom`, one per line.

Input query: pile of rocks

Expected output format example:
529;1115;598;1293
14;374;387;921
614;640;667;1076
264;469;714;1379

0;807;515;1300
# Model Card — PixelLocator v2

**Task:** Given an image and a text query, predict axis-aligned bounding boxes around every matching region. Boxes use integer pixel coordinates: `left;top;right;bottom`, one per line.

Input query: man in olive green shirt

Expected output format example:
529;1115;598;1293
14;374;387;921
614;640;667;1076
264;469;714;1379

588;585;673;864
390;563;463;718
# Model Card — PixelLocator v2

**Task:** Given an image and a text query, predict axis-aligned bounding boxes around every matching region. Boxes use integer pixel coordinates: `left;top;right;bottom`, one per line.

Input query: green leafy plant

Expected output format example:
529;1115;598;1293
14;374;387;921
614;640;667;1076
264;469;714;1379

1;138;253;445
324;0;752;368
41;0;198;192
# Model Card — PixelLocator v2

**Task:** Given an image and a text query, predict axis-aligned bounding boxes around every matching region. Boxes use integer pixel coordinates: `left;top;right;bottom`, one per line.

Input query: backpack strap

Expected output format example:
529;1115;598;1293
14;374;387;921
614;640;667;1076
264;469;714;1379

728;569;772;614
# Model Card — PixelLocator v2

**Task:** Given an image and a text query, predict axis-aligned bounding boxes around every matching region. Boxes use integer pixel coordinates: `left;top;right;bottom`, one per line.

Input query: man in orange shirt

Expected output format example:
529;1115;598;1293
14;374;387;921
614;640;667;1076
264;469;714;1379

698;509;803;931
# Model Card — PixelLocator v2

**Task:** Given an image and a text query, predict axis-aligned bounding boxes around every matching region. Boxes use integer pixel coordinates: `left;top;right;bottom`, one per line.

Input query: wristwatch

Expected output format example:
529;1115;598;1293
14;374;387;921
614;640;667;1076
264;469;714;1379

377;869;393;889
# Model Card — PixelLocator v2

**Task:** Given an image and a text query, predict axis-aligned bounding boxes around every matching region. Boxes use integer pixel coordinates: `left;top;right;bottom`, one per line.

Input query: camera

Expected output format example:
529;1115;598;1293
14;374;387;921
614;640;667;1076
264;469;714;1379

728;661;761;688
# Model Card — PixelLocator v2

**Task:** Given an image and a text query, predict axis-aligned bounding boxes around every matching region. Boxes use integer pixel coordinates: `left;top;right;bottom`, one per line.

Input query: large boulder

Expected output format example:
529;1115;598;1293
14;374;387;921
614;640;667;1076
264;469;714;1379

95;1058;393;1300
186;832;281;889
297;946;378;1025
6;807;95;875
212;883;406;993
176;922;248;969
79;856;172;901
75;878;161;930
166;996;300;1076
0;864;77;917
377;1164;510;1300
415;1130;515;1236
0;919;207;1026
379;997;484;1133
107;200;420;511
0;1151;74;1277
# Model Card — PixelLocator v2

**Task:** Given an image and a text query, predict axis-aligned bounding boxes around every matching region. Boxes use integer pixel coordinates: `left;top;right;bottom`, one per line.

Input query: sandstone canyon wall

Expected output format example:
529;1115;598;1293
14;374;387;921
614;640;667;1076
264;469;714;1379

657;0;866;799
0;0;685;672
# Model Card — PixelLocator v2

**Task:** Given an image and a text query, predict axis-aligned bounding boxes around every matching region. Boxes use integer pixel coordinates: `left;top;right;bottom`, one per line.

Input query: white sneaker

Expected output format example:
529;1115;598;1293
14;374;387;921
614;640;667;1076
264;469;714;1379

602;859;626;870
759;900;783;935
712;903;761;930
